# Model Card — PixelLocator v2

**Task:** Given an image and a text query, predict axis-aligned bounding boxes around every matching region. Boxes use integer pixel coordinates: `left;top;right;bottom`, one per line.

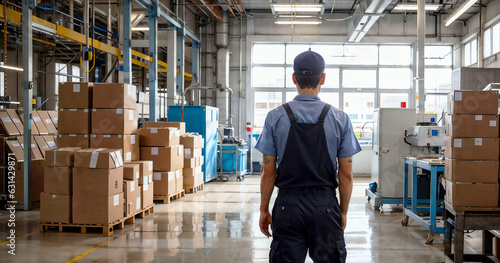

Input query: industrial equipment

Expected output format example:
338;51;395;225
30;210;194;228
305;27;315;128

405;126;446;148
168;105;219;182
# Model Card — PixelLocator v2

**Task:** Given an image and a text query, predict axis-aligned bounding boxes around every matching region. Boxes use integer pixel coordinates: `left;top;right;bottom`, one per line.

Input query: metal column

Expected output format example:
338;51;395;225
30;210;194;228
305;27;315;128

22;0;35;211
416;0;425;113
148;10;159;121
123;0;132;84
176;28;185;104
192;42;200;86
167;28;177;106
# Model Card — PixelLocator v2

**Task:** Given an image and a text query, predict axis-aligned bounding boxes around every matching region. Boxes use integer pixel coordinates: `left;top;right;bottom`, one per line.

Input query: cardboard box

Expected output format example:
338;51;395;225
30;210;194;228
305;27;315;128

184;148;202;159
74;148;123;169
40;193;71;224
73;167;123;196
48;111;58;127
92;109;138;134
445;159;499;183
58;108;90;134
447;90;499;115
140;145;184;171
183;166;203;187
445;179;498;207
12;160;44;203
139;127;180;147
32;110;49;135
57;134;89;149
44;166;72;195
153;171;176;195
93;83;137;109
43;135;57;150
38;111;58;134
17;109;40;135
143;122;186;135
123;163;140;180
72;192;124;225
6;139;24;162
6;109;23;135
17;136;44;160
123;179;140;217
184;158;197;169
128;160;153;186
180;133;204;149
175;169;183;193
34;136;50;157
446;115;499;138
0;111;20;135
141;183;154;208
444;137;499;160
58;82;93;109
91;134;139;162
45;147;81;167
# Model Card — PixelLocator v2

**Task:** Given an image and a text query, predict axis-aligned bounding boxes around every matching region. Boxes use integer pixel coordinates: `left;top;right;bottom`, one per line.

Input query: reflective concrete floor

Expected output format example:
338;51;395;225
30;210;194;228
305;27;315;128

0;176;484;262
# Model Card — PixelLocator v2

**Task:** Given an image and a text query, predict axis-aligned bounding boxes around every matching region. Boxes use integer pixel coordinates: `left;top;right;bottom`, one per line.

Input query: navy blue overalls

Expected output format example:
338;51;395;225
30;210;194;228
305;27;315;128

270;103;346;263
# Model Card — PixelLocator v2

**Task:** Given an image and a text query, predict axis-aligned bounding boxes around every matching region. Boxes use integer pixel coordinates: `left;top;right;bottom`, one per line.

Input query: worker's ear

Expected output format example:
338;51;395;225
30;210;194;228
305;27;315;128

319;73;326;85
292;73;298;86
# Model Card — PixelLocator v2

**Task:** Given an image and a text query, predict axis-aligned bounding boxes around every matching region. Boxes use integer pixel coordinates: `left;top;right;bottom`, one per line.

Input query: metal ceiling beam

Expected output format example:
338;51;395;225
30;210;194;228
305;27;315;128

197;0;224;20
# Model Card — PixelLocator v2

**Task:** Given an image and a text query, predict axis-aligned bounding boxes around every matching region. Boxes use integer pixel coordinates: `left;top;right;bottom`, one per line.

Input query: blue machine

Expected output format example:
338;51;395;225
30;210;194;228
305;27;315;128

218;144;248;179
168;106;219;182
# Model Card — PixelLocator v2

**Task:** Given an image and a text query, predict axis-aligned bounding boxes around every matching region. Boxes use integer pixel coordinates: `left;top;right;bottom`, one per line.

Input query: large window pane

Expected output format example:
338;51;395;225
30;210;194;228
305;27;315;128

464;41;471;66
286;44;311;64
425;68;452;92
319;92;339;108
286;68;339;88
425;46;453;66
343;93;375;138
484;28;492;57
72;65;81;82
313;45;344;65
379;68;411;89
380;93;408;108
254;92;283;131
471;39;477;65
425;94;447;122
335;45;378;65
253;44;285;64
379;46;411;65
493;24;500;54
343;70;376;88
252;67;284;87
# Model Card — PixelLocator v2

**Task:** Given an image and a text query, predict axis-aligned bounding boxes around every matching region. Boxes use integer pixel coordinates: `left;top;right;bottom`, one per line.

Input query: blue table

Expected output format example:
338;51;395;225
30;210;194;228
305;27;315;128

402;158;445;244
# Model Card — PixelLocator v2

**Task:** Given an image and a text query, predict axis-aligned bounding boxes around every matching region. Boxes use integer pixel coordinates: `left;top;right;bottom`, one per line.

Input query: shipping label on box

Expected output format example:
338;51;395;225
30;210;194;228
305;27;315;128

74;148;123;169
447;90;499;115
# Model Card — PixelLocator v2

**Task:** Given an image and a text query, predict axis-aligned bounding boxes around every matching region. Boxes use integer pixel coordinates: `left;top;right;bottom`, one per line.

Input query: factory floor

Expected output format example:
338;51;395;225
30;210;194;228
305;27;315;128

0;176;484;262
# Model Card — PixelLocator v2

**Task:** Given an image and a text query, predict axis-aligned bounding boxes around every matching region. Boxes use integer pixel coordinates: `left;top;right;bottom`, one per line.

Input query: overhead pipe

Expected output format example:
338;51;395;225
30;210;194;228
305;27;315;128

182;85;232;123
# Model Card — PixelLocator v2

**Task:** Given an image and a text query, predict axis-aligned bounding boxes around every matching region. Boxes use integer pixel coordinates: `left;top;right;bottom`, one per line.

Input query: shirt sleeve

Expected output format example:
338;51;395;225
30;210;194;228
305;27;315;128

255;112;277;156
337;113;362;158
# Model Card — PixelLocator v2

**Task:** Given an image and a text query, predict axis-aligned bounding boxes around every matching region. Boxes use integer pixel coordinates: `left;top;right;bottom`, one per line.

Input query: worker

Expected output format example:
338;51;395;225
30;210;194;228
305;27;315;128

255;50;361;263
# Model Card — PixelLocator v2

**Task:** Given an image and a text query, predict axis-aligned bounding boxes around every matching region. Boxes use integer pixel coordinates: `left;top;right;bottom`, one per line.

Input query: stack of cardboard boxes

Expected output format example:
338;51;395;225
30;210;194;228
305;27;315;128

127;160;154;211
73;148;124;224
444;90;500;208
90;83;139;163
41;147;81;223
57;82;93;148
181;133;205;191
140;122;184;197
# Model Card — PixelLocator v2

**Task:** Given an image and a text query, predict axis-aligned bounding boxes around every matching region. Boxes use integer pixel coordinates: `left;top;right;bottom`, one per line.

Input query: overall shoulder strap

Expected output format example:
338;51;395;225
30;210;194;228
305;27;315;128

317;104;331;124
282;103;297;123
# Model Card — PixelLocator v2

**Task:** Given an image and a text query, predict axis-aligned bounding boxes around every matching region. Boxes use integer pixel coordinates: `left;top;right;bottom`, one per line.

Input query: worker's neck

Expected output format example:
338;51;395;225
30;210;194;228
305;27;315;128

297;86;320;96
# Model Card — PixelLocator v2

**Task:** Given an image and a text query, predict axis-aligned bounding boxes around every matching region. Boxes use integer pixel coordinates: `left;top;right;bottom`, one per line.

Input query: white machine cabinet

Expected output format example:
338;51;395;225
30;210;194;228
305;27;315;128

371;108;416;201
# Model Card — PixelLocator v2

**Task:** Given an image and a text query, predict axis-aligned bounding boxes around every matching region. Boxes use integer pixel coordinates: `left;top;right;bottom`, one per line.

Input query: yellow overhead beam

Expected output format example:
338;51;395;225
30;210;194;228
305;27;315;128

0;4;192;81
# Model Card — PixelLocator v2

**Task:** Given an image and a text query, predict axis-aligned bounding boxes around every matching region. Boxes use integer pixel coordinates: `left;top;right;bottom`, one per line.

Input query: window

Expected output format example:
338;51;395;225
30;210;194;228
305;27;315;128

379;68;411;89
493;24;500;54
464;38;477;66
252;67;284;87
379;46;411;65
425;94;447;121
72;65;81;82
254;92;283;130
485;28;492;57
425;68;452;92
253;44;285;64
343;70;376;88
380;93;408;108
344;93;375;137
425;46;453;66
55;63;68;95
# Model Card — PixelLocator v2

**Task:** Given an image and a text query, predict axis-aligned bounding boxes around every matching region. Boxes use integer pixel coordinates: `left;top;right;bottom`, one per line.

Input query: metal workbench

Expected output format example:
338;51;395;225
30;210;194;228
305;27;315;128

444;203;500;263
402;158;445;244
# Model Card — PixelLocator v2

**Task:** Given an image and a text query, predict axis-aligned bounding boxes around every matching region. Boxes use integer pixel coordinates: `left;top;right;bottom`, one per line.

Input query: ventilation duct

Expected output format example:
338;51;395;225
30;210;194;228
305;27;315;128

347;0;392;42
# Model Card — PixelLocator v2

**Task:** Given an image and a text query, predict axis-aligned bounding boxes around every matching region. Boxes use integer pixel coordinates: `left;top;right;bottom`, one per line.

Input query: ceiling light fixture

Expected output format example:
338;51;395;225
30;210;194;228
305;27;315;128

271;4;324;13
393;3;442;11
0;65;23;72
445;0;478;26
278;15;316;18
275;21;323;25
132;27;149;31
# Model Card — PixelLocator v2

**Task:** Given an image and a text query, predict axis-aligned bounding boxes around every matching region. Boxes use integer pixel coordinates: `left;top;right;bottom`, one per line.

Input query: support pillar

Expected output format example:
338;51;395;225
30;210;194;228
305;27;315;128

148;13;159;121
416;0;425;113
123;0;132;84
167;28;177;106
22;0;35;211
177;28;185;106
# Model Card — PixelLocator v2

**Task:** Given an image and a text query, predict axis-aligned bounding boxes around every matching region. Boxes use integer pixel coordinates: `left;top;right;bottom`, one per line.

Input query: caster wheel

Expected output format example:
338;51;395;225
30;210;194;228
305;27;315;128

425;233;434;244
367;197;371;201
401;216;409;226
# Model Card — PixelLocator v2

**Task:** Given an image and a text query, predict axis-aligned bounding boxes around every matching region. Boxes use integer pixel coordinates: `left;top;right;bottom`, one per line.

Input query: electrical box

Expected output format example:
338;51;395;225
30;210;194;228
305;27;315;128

408;126;446;147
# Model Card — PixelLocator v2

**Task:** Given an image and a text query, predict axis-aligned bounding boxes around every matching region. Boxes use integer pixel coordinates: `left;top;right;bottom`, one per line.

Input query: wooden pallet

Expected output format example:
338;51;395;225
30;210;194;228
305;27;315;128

184;183;204;194
154;189;185;204
39;205;155;236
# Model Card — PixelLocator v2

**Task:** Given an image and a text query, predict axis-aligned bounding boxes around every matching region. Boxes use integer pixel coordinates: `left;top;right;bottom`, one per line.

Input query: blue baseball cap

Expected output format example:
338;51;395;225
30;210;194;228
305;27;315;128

293;49;325;75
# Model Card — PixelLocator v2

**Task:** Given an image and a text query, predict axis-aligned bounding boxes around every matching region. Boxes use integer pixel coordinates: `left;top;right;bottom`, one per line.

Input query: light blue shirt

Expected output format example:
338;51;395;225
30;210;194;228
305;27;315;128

255;94;362;170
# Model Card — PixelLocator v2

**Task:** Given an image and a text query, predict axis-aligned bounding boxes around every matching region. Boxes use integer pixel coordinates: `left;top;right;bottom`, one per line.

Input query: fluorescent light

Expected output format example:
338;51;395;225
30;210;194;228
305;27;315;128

445;0;478;26
275;21;323;25
132;27;149;31
393;4;441;11
0;65;23;72
271;4;324;13
278;15;316;18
